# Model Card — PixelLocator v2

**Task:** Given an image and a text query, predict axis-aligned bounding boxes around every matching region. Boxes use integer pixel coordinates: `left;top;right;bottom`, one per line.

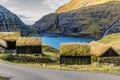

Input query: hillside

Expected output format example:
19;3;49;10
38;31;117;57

98;33;120;53
33;1;120;38
56;0;120;13
0;5;33;36
99;33;120;44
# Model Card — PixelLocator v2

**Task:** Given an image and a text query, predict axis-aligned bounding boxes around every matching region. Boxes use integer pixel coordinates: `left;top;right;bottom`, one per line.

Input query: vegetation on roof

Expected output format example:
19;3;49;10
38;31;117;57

16;37;42;46
60;43;90;56
99;33;120;44
0;32;21;41
0;39;7;48
109;40;120;49
98;33;120;54
90;41;114;57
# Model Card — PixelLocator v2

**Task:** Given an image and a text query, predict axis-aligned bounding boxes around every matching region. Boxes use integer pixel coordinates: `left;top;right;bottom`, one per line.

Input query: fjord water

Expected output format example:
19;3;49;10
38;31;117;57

41;34;94;49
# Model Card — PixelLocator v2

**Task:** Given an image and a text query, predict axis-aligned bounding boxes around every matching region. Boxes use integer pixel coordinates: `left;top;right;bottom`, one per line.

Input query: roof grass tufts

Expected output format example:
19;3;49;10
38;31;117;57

60;43;90;56
0;32;21;42
16;37;42;46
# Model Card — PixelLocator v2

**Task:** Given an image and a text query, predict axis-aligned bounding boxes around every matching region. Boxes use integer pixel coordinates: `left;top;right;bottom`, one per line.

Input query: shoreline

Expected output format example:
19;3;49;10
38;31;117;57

40;32;97;40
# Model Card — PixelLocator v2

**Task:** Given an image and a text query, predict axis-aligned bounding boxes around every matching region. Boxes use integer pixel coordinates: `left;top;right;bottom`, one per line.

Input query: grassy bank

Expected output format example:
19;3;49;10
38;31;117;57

1;53;120;75
0;43;120;76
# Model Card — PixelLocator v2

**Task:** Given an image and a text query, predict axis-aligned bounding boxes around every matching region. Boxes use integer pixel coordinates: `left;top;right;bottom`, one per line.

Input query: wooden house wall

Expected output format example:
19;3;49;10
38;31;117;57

16;46;42;54
60;56;91;65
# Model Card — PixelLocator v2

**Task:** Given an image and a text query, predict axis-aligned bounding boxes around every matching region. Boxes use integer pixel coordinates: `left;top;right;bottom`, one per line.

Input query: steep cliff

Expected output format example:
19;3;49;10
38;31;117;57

56;0;120;13
33;0;120;38
0;5;30;36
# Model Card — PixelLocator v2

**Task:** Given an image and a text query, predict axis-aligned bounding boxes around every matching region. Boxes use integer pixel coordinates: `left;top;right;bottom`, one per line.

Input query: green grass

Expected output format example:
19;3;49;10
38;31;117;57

60;43;90;56
42;44;59;60
2;61;120;75
42;44;59;53
99;33;120;44
1;43;120;75
37;1;120;39
1;52;120;75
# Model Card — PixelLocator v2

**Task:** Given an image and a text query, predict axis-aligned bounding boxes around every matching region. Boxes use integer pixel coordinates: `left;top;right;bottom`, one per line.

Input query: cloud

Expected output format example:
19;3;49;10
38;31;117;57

18;15;31;19
0;0;70;25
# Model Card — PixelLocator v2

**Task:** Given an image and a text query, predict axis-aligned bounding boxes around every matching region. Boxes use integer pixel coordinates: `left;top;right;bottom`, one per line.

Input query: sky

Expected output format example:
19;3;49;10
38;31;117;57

0;0;70;25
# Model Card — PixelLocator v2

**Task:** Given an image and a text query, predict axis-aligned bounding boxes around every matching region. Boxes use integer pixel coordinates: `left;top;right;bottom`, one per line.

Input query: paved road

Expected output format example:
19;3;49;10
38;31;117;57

0;63;120;80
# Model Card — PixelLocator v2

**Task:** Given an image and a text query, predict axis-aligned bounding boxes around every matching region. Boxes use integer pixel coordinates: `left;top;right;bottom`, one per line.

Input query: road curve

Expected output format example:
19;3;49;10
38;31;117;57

0;63;120;80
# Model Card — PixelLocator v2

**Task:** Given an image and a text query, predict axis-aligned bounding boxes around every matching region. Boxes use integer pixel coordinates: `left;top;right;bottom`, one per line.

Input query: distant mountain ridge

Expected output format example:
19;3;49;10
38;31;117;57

56;0;120;13
33;0;120;38
0;5;31;36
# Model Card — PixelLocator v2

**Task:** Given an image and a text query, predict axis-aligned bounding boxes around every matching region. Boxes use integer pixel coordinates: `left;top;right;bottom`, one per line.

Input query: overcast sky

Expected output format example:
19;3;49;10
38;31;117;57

0;0;70;25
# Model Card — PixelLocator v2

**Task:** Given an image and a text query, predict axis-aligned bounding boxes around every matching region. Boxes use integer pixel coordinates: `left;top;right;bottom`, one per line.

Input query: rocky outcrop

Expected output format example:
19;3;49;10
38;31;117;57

33;13;58;33
33;1;120;38
0;5;30;36
0;47;5;53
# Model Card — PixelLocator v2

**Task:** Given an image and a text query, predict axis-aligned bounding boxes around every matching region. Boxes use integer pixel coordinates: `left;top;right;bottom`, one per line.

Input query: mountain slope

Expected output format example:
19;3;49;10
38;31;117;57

56;0;120;13
0;5;30;36
33;1;120;38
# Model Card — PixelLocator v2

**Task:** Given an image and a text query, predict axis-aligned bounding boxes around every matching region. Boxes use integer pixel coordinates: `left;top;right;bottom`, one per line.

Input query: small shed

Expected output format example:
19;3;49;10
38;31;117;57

60;43;91;65
16;37;42;54
90;41;119;57
0;32;21;49
0;39;7;53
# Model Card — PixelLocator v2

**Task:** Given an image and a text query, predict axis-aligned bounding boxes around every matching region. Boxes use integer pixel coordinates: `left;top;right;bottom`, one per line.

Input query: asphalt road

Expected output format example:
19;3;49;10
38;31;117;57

0;63;120;80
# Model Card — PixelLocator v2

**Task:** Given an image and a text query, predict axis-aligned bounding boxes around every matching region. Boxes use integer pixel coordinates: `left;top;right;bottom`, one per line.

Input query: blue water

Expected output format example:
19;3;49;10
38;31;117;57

41;34;94;49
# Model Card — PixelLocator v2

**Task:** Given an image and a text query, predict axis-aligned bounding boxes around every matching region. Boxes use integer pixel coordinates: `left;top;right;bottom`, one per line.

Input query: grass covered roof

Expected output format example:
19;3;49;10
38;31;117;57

90;41;117;57
0;32;21;42
0;39;7;48
99;33;120;44
109;40;120;49
16;37;42;46
60;43;90;56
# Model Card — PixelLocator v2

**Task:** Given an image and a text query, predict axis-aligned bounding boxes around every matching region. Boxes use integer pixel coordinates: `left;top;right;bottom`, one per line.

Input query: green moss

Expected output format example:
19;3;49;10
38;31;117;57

60;43;90;56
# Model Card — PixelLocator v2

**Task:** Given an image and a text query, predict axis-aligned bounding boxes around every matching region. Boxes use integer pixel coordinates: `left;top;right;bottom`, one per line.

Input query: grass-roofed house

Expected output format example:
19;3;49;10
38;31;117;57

0;39;7;53
16;37;42;54
109;40;120;54
60;43;91;65
0;32;21;49
90;41;119;61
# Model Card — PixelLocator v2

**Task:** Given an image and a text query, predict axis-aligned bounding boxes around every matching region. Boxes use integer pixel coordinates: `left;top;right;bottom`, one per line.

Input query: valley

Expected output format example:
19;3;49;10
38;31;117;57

1;0;120;80
33;0;120;39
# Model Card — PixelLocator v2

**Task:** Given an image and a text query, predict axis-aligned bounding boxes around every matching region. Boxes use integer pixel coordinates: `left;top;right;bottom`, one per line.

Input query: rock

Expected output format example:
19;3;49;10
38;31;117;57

0;5;31;36
93;62;99;67
0;47;6;53
33;1;120;39
109;63;114;68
